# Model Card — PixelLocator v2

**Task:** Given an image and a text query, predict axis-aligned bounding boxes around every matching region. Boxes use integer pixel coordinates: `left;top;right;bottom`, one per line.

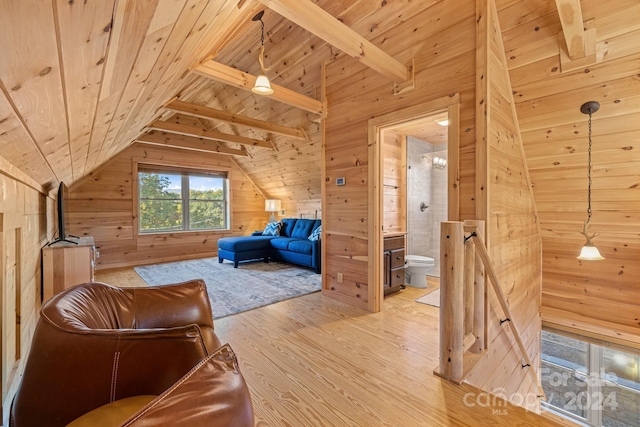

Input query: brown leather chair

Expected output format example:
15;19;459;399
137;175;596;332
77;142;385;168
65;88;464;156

10;280;254;427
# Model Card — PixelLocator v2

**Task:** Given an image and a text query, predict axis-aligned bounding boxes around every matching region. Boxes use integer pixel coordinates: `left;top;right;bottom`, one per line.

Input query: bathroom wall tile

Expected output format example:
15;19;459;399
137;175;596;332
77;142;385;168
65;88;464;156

406;140;447;277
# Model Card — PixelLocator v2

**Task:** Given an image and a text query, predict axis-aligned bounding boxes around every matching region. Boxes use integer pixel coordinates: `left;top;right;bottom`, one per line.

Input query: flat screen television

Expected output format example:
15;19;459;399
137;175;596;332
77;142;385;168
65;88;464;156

49;181;77;245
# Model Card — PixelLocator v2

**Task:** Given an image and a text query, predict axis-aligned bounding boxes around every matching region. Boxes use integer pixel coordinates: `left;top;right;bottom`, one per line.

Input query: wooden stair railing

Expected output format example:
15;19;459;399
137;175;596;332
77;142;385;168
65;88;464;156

437;220;545;398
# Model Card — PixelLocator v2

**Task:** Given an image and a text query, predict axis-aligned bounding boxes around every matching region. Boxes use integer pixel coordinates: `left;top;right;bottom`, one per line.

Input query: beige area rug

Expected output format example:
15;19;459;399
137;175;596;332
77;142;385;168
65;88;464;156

416;288;440;308
134;258;321;319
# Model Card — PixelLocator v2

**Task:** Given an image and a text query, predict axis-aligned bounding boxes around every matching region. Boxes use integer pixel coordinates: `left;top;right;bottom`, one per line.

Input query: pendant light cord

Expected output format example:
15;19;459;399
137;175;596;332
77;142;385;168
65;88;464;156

257;16;268;75
260;17;265;47
586;110;593;222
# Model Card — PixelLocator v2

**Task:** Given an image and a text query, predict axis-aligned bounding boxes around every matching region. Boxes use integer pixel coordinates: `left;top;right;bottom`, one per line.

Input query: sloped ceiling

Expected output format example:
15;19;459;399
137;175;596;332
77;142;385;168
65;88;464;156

0;1;637;280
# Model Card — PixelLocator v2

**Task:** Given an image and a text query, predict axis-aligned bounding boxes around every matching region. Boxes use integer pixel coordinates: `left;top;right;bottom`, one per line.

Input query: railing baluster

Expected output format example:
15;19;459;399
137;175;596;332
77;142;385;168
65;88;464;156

463;226;475;337
465;220;485;354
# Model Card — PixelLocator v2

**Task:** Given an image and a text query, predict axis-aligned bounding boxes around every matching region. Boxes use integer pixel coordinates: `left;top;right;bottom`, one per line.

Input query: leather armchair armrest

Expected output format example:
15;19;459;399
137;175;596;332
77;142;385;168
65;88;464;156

123;344;254;427
11;323;209;427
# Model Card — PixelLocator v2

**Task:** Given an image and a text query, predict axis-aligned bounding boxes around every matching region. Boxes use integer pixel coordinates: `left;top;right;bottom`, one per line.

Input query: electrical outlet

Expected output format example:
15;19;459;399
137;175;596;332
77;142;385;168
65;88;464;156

337;272;343;283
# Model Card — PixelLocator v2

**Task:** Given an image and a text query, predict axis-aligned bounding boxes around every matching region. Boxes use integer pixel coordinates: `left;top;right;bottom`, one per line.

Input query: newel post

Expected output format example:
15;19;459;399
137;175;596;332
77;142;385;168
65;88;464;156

439;221;464;380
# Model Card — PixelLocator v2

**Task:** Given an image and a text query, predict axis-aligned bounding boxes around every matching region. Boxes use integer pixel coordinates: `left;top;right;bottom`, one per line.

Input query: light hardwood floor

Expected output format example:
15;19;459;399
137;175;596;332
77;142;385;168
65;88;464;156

95;268;562;426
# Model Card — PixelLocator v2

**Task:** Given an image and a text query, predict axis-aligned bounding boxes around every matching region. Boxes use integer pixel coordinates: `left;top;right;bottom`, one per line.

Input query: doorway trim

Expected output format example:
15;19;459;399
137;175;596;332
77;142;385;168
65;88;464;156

367;94;460;312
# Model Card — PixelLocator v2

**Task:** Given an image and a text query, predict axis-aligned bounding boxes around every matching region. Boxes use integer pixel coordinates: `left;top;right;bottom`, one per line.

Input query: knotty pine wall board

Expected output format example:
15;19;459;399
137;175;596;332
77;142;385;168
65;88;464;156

382;131;405;234
518;92;640;132
0;170;52;421
502;13;561;55
472;313;541;395
543;237;640;258
464;303;538;388
83;0;165;176
56;0;115;180
496;0;557;32
513;53;640;103
0;0;72;184
0;95;55;185
523;127;639;158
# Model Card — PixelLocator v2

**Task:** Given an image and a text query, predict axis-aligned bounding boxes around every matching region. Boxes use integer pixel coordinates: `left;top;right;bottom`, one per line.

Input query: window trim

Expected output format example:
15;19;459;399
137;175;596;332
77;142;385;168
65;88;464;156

541;327;639;427
133;160;232;237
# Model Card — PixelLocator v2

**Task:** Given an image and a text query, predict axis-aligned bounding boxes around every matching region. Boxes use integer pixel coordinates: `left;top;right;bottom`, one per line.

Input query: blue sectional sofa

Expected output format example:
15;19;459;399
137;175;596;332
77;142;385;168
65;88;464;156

217;218;321;273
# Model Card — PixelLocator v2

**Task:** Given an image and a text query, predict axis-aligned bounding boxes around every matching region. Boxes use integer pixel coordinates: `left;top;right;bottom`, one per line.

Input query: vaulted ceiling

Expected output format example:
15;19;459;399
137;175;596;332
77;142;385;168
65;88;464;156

0;0;638;262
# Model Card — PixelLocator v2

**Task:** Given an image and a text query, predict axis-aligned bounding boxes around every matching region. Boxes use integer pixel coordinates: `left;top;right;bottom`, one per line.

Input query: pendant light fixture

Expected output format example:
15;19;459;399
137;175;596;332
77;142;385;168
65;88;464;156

577;101;604;261
251;11;273;95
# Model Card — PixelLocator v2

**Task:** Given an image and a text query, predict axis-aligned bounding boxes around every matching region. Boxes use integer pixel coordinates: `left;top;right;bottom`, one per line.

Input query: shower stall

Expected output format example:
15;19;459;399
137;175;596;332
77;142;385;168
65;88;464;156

406;136;448;277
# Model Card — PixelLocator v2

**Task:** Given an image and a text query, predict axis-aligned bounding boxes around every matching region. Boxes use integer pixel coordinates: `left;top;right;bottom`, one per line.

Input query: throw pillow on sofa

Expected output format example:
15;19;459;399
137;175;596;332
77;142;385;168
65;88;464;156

308;225;322;241
263;221;281;236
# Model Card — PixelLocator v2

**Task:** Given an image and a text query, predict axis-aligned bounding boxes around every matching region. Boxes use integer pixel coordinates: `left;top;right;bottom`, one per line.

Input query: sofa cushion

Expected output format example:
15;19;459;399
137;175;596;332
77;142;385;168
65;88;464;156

262;221;281;236
217;236;274;252
270;237;293;251
280;218;297;237
291;219;315;239
288;239;314;255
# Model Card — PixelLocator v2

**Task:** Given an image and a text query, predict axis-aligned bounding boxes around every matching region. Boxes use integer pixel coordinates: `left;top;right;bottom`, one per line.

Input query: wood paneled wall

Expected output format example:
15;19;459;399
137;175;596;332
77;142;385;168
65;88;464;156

324;0;542;411
500;0;640;331
0;158;51;423
69;144;266;269
324;0;477;307
382;131;406;234
464;0;542;412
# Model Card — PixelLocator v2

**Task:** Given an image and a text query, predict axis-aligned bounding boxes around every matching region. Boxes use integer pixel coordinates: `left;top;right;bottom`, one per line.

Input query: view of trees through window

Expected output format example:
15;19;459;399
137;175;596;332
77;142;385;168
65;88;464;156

138;170;227;233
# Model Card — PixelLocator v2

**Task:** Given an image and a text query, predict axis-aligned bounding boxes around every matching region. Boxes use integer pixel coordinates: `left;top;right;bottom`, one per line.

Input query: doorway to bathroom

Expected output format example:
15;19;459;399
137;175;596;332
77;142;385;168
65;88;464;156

388;111;449;281
367;95;460;311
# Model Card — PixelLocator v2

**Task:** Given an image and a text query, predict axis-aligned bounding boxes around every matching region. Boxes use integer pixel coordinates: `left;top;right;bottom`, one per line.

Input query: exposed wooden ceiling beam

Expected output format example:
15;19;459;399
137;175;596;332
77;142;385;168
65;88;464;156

148;120;273;149
165;99;306;140
555;0;587;60
257;0;409;82
136;131;248;157
192;60;324;115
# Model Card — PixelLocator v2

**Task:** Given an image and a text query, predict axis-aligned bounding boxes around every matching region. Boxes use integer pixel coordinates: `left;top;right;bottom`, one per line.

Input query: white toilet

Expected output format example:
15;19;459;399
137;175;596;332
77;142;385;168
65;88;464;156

404;255;435;288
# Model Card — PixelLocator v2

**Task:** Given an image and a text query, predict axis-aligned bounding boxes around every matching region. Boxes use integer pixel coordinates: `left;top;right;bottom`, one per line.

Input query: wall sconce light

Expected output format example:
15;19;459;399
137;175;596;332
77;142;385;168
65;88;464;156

251;11;273;95
265;199;281;223
577;101;604;261
432;156;447;169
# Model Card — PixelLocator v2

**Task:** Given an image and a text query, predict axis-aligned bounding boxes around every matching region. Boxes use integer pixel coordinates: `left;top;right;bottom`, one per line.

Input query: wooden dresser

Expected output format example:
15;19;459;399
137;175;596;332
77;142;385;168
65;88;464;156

383;233;405;296
42;236;96;303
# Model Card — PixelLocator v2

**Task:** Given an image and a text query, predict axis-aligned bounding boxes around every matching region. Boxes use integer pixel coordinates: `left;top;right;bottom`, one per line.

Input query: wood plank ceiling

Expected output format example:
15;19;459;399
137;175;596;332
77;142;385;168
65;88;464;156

0;1;638;323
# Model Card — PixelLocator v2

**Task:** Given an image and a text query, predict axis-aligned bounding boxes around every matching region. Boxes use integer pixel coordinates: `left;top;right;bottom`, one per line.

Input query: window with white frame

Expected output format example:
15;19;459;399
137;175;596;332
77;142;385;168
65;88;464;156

138;166;229;233
541;329;640;426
